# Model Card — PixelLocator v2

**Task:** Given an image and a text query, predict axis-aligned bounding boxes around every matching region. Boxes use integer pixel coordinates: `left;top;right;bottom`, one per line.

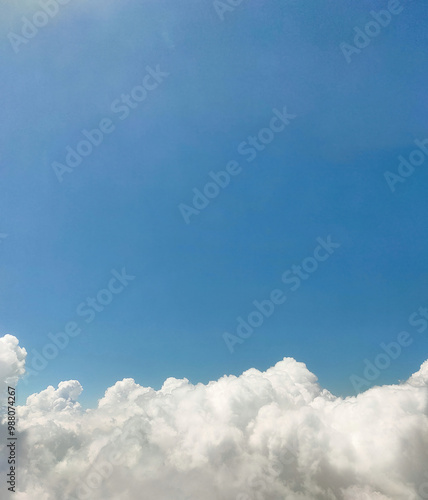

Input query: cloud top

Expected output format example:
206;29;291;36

0;334;26;387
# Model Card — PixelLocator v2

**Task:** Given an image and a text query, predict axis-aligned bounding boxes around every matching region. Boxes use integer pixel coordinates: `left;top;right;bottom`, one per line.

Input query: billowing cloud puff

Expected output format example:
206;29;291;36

0;334;26;387
1;335;428;500
21;380;83;416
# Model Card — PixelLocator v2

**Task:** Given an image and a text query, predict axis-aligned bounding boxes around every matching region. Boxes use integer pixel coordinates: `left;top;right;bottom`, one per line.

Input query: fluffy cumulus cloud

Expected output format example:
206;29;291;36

0;335;27;388
0;335;428;500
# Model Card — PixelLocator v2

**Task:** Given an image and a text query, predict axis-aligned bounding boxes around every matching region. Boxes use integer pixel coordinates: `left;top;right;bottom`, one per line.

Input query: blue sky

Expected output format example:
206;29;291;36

1;0;427;408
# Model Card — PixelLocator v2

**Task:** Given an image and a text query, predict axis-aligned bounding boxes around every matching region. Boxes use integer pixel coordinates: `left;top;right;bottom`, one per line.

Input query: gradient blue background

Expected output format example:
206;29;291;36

0;0;427;407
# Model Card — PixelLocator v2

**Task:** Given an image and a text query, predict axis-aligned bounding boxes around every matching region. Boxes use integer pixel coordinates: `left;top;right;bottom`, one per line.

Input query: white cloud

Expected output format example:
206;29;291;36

1;335;427;500
0;334;27;387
